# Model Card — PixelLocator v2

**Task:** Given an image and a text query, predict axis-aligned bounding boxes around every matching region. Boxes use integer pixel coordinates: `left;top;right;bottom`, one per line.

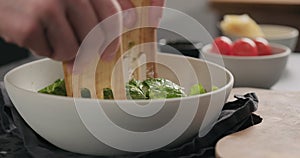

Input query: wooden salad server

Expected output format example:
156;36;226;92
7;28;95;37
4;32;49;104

122;0;158;80
62;0;157;99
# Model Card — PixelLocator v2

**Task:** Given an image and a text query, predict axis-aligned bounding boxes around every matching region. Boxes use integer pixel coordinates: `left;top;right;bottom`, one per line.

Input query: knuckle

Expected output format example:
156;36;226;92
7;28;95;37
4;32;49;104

32;0;61;19
71;0;92;11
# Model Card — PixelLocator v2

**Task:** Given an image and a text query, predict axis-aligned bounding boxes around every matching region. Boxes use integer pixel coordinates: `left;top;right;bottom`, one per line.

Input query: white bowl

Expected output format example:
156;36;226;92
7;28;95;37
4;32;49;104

201;43;290;89
224;24;299;51
4;53;233;156
260;24;299;51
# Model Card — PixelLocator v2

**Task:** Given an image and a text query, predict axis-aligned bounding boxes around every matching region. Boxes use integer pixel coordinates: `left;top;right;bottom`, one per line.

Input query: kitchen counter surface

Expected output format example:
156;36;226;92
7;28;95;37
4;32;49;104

271;53;300;91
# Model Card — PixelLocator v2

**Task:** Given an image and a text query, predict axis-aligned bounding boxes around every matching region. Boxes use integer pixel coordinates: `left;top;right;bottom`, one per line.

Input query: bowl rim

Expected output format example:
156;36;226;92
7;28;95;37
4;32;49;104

4;53;234;103
224;24;299;40
259;24;299;40
201;43;291;60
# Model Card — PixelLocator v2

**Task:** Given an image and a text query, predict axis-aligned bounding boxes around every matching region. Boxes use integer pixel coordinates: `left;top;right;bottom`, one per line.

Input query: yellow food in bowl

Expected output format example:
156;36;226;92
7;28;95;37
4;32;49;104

220;14;264;39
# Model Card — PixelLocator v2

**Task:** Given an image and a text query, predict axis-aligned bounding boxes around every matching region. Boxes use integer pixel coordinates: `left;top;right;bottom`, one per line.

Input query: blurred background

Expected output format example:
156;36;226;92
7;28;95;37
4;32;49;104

1;0;299;67
158;0;300;57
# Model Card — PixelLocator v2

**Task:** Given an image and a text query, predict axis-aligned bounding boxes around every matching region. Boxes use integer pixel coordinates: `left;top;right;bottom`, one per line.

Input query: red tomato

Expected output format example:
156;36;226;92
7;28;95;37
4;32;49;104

254;37;272;56
232;38;258;56
211;36;233;55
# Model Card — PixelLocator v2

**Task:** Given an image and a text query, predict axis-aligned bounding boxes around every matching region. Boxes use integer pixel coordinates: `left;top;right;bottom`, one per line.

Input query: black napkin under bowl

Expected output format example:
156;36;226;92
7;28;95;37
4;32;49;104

0;82;262;158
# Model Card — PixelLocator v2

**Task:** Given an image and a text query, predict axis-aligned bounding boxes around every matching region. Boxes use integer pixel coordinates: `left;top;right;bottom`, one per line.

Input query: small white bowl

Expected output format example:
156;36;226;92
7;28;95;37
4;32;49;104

201;43;290;89
224;24;299;51
260;24;299;51
4;53;233;156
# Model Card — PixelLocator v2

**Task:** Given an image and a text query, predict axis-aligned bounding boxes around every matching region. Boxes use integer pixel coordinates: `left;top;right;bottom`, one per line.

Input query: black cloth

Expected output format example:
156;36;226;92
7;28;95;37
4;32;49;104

0;38;29;66
0;82;262;158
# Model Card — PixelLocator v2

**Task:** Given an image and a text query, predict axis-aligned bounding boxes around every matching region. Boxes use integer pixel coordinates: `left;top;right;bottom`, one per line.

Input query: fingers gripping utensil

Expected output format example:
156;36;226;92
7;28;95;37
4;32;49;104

62;0;157;99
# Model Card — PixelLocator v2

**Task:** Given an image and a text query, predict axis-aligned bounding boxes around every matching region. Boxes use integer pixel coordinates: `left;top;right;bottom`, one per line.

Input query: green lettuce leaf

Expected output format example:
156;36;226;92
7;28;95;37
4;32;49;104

38;79;67;96
189;83;207;96
125;78;186;99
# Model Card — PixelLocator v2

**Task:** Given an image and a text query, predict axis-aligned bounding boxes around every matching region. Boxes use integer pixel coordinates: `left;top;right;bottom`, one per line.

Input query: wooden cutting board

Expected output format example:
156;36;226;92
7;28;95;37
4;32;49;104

216;88;300;158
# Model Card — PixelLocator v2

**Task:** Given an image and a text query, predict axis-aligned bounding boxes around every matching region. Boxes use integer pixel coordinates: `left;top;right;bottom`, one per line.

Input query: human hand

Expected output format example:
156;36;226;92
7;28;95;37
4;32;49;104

0;0;121;62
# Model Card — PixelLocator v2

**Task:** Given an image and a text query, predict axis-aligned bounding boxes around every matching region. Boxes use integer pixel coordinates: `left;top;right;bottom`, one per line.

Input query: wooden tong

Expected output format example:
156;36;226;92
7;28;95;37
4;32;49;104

122;0;157;80
63;0;157;99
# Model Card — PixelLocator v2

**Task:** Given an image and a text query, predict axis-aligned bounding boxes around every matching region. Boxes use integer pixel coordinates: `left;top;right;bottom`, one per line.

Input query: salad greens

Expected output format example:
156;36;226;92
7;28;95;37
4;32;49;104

189;83;207;96
126;78;186;99
103;88;114;100
38;78;217;99
81;88;91;98
126;79;148;100
38;79;67;96
189;84;219;96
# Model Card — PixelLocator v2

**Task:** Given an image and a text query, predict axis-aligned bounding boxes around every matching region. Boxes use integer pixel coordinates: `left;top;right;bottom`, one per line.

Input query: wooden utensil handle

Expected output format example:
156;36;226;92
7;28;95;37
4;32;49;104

123;0;157;79
62;62;73;97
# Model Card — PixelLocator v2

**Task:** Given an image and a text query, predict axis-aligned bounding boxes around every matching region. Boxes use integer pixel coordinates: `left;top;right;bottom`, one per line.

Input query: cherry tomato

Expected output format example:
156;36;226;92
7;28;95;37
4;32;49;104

232;38;258;56
211;36;233;55
254;37;272;56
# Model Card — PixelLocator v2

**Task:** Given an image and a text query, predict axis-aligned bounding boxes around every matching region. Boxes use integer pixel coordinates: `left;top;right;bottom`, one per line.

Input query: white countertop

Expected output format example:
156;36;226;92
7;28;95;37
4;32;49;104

271;53;300;92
